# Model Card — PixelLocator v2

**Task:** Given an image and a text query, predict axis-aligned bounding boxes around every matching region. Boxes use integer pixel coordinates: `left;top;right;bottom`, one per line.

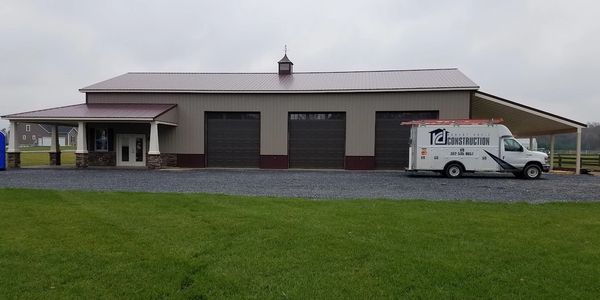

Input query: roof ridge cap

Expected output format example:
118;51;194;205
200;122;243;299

294;68;459;74
124;68;460;75
127;71;276;75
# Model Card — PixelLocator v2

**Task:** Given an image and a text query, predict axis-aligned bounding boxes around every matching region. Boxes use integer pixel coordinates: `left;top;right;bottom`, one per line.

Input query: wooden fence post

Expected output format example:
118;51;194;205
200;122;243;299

557;154;562;168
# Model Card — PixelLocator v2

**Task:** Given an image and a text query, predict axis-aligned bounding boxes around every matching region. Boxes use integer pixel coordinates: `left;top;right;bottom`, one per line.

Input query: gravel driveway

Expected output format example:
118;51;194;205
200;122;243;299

0;168;598;203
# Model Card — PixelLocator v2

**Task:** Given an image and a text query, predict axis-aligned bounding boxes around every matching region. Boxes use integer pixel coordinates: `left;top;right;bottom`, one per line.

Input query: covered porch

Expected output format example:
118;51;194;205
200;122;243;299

471;92;587;174
3;103;177;169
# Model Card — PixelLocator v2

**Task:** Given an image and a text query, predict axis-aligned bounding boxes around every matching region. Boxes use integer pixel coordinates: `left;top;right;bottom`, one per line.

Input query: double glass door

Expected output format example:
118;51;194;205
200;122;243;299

116;134;146;166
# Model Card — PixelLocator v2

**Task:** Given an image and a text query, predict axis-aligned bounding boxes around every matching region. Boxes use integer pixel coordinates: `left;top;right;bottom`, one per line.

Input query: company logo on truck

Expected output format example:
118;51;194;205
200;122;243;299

429;129;448;145
429;128;490;146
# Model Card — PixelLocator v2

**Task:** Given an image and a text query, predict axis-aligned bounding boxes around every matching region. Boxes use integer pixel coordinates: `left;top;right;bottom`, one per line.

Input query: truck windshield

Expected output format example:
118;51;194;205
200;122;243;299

504;138;523;152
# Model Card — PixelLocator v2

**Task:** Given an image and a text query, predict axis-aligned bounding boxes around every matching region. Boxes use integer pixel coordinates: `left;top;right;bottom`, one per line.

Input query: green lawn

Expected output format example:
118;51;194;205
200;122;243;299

19;146;76;152
0;189;599;299
19;152;75;166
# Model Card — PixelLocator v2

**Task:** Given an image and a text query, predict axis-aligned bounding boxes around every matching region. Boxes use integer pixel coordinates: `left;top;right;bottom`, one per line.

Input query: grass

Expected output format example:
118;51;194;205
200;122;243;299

19;146;76;152
2;146;76;167
0;189;599;299
19;152;75;166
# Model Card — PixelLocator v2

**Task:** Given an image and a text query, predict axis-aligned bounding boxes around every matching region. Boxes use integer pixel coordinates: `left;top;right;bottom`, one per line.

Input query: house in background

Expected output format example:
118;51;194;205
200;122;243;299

1;53;587;173
11;123;77;147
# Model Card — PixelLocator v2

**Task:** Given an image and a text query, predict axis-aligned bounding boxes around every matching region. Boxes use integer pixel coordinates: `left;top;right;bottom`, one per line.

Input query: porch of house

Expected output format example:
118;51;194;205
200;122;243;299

471;92;587;174
4;103;178;169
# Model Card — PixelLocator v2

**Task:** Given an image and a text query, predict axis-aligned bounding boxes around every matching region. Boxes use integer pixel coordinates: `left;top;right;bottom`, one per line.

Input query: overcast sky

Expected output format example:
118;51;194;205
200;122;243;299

1;0;599;129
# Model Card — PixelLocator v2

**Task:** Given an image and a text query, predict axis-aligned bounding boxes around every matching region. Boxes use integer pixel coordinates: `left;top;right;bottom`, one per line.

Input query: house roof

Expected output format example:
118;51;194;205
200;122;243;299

38;124;76;134
3;103;177;123
79;68;479;93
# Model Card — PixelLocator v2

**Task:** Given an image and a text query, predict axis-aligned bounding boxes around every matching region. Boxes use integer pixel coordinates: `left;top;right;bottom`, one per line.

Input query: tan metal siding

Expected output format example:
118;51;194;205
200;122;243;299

158;125;177;153
87;91;470;156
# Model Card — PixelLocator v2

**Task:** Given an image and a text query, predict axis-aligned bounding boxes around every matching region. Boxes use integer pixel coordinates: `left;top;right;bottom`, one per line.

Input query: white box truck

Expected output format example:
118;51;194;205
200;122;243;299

402;119;550;179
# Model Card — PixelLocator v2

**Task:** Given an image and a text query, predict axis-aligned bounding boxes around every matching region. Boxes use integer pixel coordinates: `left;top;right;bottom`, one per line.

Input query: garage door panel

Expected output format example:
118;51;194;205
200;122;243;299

289;113;346;169
206;112;260;168
375;111;438;169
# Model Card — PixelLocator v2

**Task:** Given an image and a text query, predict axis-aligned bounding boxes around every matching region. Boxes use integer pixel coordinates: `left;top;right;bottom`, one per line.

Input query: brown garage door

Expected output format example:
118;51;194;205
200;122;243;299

375;111;439;169
288;112;346;169
206;112;260;167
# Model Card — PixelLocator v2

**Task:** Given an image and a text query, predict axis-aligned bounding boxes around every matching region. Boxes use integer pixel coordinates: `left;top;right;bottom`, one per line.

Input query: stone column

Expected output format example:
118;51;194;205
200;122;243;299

49;125;61;166
75;121;88;168
7;121;20;168
147;121;161;169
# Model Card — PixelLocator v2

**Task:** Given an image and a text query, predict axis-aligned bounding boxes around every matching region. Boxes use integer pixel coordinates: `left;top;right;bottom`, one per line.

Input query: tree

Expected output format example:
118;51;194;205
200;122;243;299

537;123;600;152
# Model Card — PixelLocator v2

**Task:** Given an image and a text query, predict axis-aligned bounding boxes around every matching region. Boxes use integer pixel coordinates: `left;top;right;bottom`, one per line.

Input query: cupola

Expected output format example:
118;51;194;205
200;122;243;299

278;51;293;75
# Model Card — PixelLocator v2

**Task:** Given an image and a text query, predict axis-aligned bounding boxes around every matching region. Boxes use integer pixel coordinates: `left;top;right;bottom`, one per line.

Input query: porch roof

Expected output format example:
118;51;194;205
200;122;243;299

471;91;586;137
2;103;177;125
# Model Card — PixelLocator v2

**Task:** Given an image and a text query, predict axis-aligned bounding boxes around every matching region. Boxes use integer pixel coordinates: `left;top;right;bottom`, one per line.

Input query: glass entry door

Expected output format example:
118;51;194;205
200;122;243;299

116;134;146;167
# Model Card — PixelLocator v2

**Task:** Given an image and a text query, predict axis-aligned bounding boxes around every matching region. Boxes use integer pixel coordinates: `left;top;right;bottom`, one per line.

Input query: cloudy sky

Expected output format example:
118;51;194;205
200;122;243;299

1;0;599;129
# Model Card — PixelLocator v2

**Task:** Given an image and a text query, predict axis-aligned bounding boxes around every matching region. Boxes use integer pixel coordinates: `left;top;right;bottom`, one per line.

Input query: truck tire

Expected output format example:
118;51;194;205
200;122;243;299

444;163;463;178
522;164;542;179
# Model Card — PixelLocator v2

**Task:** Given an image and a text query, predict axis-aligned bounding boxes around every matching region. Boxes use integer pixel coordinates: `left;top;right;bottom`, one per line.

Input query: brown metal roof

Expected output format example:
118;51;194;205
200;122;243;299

80;68;479;93
3;103;177;122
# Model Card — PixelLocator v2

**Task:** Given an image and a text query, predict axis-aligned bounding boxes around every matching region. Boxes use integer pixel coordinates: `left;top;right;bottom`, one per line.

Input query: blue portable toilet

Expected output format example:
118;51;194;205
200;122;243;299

0;131;5;170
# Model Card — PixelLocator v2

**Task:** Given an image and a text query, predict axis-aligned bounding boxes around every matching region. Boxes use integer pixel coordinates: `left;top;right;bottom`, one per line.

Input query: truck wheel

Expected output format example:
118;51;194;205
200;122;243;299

444;163;463;178
522;164;542;179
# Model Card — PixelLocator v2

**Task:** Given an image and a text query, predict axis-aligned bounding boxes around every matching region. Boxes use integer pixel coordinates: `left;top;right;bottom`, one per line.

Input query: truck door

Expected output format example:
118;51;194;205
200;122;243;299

501;137;526;169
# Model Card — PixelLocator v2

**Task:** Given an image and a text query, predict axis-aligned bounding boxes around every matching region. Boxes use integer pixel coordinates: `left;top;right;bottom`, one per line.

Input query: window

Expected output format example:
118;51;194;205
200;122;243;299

25;125;31;132
289;113;345;120
206;112;259;119
95;128;109;151
376;111;439;120
504;138;523;152
22;135;26;141
32;135;36;141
